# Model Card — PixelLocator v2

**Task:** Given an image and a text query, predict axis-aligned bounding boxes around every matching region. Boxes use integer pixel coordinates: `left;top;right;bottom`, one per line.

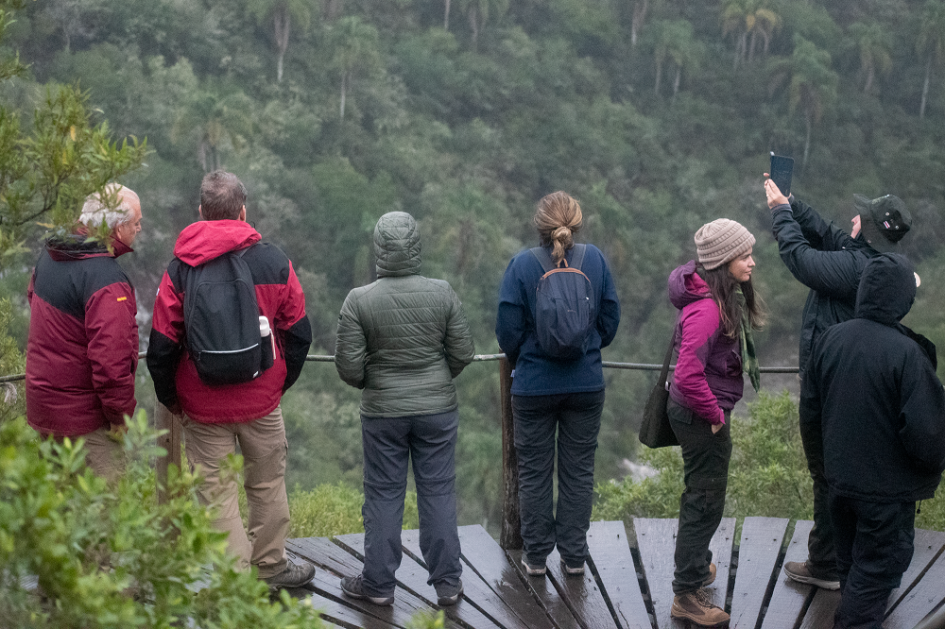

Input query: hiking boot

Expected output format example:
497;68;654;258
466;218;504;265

521;557;547;577
435;579;464;606
262;560;315;590
560;560;585;576
783;561;840;590
340;574;395;606
703;562;717;587
671;589;730;626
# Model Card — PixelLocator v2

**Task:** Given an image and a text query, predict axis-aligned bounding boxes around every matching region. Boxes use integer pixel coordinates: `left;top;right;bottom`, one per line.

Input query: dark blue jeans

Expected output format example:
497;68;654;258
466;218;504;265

361;410;462;597
668;398;732;595
512;390;605;568
829;494;915;629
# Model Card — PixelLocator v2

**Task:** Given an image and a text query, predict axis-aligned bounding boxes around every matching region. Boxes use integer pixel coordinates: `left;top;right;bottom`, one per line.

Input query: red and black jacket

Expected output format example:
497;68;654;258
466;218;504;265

26;235;139;437
147;220;311;423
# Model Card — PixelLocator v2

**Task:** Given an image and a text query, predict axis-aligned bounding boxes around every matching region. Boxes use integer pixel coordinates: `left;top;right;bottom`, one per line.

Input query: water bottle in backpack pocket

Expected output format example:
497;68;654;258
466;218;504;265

531;244;595;360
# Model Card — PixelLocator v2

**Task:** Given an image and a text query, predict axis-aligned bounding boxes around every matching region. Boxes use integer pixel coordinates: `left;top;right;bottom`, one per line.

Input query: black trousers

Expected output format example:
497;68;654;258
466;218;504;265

799;398;841;580
829;493;915;629
668;398;732;595
512;390;605;568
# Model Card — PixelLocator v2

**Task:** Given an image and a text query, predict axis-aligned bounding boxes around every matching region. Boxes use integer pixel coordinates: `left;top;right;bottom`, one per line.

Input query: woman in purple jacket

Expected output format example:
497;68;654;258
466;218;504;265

666;219;765;626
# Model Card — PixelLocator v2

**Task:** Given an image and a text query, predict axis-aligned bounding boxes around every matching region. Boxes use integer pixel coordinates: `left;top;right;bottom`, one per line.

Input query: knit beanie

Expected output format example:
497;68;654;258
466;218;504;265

694;219;755;270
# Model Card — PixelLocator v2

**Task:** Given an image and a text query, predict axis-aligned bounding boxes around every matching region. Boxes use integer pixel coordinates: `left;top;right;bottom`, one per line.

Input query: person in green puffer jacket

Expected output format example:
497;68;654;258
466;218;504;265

334;211;475;608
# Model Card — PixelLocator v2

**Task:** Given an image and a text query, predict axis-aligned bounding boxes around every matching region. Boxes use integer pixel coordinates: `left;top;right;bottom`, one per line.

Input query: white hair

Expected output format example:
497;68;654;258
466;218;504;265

79;185;136;230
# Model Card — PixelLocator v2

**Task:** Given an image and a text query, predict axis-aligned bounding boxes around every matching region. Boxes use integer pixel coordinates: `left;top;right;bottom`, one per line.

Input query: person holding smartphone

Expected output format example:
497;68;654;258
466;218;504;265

763;176;913;590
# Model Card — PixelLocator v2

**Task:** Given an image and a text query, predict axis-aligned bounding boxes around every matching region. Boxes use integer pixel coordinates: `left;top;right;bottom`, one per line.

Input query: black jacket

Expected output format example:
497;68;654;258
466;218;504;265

771;198;878;381
800;254;945;503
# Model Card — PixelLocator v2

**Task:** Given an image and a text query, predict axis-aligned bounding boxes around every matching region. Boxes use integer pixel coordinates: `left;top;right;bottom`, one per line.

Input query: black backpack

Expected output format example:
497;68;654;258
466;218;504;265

530;244;595;360
181;246;266;386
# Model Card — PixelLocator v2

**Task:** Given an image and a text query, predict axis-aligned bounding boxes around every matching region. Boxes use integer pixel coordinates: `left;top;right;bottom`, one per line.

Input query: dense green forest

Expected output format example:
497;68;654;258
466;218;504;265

4;0;945;532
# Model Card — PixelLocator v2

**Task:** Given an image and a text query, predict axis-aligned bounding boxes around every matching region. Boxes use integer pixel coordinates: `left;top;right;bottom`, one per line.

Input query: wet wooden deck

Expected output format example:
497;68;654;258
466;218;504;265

284;518;945;629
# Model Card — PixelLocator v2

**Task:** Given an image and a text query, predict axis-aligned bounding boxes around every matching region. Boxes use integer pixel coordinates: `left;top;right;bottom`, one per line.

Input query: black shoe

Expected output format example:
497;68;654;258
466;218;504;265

521;557;547;576
340;574;395;606
560;559;585;576
262;560;315;590
783;561;840;590
435;579;464;606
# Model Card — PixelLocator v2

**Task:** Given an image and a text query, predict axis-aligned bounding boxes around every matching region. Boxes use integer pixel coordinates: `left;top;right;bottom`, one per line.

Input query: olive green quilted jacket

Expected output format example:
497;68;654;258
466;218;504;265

334;212;475;417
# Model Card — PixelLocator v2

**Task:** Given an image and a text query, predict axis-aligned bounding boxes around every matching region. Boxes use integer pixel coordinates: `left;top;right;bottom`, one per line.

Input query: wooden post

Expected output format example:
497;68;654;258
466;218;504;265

499;357;522;550
155;402;182;504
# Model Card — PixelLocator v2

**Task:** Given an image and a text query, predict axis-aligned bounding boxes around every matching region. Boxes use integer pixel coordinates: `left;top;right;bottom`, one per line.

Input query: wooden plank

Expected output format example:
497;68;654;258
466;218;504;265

633;518;676;629
707;517;736;610
287;537;463;629
887;528;945;613
402;528;536;629
456;525;577;629
883;548;945;629
586;521;651;629
760;520;816;629
798;590;840;629
545;546;619;629
633;517;735;629
507;548;583;629
284;584;398;629
336;530;508;629
729;517;789;628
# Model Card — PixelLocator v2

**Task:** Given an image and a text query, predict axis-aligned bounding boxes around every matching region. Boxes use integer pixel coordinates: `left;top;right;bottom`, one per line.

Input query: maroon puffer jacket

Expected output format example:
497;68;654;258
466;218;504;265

26;235;139;437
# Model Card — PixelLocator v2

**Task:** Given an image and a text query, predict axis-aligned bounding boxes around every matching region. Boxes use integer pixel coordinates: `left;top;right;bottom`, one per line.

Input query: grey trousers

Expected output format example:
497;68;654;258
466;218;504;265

361;410;462;597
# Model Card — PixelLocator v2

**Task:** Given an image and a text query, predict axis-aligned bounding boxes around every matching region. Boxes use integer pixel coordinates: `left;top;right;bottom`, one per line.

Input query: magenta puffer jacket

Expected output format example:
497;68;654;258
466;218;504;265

667;261;744;425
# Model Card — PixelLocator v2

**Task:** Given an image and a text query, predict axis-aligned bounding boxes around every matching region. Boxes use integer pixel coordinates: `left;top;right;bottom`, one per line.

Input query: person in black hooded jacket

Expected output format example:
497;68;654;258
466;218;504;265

801;253;945;629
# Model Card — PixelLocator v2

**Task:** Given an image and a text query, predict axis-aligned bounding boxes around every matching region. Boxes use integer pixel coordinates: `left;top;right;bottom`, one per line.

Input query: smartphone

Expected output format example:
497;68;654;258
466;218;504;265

769;152;794;196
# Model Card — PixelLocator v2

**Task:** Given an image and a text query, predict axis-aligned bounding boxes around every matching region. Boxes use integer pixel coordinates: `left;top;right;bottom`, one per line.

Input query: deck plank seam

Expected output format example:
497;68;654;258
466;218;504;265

883;539;945;620
586;555;629;629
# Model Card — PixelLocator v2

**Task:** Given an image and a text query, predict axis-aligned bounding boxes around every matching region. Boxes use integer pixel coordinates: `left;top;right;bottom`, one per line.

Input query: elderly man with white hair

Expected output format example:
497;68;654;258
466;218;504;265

26;184;143;484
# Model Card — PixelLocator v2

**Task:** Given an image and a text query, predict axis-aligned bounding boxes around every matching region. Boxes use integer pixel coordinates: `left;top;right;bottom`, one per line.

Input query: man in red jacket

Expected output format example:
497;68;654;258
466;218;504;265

147;170;314;590
26;184;143;486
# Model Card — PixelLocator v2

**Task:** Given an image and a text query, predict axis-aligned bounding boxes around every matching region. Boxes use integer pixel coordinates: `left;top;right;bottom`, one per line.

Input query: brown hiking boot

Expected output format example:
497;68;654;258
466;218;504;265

671;589;730;626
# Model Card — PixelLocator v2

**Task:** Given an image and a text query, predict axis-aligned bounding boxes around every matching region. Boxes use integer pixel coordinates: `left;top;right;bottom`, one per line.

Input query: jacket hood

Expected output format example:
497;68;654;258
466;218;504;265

854;253;915;325
45;230;133;262
668;260;711;310
374;211;421;277
173;220;262;266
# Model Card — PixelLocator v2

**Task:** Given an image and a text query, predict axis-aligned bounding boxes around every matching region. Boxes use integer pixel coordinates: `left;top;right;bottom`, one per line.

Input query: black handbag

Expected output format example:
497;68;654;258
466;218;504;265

639;331;679;448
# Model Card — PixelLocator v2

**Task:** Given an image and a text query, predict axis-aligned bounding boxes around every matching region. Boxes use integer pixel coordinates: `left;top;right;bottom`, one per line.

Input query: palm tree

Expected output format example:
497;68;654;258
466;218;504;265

722;0;780;69
917;0;945;119
172;84;254;172
246;0;316;83
458;0;510;50
327;16;381;120
652;20;700;101
768;35;838;170
631;0;649;48
849;21;892;95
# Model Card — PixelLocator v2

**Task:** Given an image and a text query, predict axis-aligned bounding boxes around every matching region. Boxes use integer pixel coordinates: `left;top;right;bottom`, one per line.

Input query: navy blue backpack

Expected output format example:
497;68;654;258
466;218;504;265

530;244;595;360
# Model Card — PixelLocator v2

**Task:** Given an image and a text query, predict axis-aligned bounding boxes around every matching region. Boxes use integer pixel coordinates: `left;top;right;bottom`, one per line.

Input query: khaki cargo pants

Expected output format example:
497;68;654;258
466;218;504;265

181;407;289;579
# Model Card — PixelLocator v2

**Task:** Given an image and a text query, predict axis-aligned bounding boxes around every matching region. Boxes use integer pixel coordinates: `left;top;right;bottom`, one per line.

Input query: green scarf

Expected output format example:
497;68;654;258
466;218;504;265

737;288;760;392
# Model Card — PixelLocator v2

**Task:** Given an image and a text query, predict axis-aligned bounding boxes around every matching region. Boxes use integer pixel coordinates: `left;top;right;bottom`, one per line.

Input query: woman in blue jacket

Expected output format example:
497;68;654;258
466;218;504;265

496;191;620;577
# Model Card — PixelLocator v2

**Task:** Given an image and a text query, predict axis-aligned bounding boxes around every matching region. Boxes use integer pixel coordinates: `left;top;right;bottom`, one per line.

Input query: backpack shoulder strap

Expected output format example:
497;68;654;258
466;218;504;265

529;246;556;273
570;244;587;271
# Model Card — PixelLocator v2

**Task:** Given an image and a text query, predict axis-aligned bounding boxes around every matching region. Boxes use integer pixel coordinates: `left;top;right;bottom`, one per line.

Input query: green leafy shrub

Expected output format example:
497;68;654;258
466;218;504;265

288;483;420;538
594;391;945;532
0;413;326;628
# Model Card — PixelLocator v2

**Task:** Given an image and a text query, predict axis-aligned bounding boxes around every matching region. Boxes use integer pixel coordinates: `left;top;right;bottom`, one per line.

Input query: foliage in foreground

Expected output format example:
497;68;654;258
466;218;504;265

287;482;420;539
0;413;325;629
594;391;945;533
